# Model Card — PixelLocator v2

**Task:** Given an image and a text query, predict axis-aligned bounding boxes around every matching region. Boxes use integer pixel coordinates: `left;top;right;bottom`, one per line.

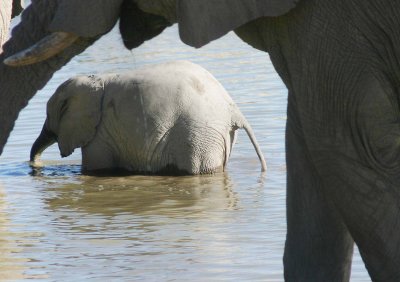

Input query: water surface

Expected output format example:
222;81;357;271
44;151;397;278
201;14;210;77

0;20;369;281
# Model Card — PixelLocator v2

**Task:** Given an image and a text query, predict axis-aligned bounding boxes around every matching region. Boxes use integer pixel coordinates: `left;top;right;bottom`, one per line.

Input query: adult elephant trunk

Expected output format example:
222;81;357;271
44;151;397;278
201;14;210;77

0;0;122;155
30;124;56;163
0;0;173;155
4;0;172;65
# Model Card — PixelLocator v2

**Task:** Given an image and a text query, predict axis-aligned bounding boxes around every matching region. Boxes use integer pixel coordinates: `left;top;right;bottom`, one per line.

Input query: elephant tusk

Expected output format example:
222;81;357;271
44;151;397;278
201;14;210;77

4;32;79;66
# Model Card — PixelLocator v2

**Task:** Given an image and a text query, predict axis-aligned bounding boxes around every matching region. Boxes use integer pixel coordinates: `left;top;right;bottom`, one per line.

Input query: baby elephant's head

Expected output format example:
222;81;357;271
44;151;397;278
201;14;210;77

30;76;104;162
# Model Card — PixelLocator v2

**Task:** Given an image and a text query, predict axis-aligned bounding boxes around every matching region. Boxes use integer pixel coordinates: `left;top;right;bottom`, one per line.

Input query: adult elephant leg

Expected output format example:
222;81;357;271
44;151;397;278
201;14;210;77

317;154;400;281
284;95;354;281
314;77;400;281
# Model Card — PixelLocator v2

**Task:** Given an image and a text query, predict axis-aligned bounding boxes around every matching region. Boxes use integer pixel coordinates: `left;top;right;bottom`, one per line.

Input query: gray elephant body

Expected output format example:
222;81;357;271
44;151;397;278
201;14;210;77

31;61;266;174
3;0;400;280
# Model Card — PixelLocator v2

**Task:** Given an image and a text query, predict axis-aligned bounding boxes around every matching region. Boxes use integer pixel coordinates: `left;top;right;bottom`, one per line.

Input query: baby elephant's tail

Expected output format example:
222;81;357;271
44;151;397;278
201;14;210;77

233;108;267;172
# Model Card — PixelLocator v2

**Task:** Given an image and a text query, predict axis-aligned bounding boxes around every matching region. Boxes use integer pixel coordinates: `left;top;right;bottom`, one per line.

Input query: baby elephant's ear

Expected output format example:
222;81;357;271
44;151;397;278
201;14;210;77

47;76;104;157
177;0;299;48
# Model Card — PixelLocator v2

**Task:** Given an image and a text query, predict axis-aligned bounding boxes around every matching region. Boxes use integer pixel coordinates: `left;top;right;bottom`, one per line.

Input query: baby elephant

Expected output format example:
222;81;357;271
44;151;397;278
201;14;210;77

31;61;266;175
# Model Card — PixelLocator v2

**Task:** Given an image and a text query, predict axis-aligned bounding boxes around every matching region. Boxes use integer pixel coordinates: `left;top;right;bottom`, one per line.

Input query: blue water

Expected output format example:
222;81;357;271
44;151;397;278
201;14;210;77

0;20;369;281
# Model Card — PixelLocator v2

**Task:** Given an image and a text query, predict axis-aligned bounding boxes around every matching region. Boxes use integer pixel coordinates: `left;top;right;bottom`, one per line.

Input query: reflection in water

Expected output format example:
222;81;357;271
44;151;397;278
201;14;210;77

26;173;269;281
0;186;24;280
30;164;82;177
43;173;237;216
0;185;45;280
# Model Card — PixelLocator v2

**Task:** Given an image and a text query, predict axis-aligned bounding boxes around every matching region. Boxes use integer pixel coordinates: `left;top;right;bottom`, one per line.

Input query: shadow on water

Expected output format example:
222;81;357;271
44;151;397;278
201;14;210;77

30;164;82;177
0;162;82;177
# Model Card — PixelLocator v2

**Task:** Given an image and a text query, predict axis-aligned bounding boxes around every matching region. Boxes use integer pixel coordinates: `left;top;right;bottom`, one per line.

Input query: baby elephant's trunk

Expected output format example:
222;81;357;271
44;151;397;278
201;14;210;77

30;125;56;163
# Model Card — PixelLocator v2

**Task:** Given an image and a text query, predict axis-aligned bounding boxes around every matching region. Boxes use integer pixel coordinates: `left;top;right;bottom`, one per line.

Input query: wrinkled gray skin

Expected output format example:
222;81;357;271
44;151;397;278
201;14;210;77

1;0;400;280
30;61;266;175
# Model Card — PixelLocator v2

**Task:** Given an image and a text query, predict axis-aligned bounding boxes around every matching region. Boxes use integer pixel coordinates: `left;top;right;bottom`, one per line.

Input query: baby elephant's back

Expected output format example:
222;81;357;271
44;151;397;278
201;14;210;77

97;61;236;173
102;60;234;129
